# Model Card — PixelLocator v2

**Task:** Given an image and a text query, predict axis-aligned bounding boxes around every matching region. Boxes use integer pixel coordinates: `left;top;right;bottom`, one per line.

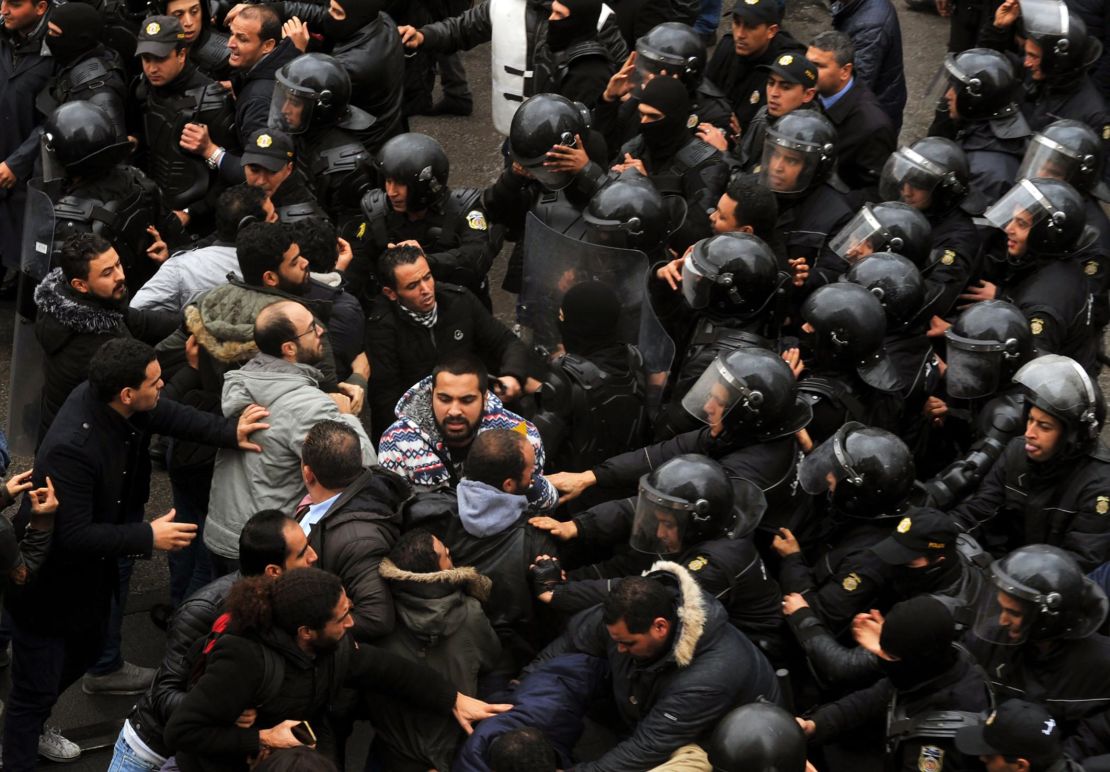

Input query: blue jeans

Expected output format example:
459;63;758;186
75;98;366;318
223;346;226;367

87;557;133;676
107;731;164;772
168;475;213;607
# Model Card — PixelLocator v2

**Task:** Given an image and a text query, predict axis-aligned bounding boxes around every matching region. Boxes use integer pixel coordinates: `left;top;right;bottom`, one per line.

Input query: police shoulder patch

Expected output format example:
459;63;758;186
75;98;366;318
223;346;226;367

687;113;699;129
1097;495;1110;515
1030;317;1045;335
940;249;956;266
750;90;761;104
356;221;367;239
687;555;709;572
918;745;944;772
466;210;488;231
842;572;861;592
1103;125;1110;140
1085;259;1099;276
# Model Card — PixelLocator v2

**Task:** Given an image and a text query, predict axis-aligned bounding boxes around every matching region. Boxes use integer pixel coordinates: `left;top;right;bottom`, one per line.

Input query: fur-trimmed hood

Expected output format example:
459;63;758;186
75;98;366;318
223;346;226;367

646;560;710;669
379;559;492;603
184;282;282;365
379;559;492;643
34;267;125;336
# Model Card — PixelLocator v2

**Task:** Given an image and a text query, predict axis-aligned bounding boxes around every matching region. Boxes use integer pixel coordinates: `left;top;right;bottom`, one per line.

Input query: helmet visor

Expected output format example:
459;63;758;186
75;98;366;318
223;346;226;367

943;330;1008;399
983;179;1054;232
727;478;768;539
680;247;714;309
830;206;886;263
510;130;578;191
631;478;696;555
797;421;866;495
681;355;764;429
759;137;819;194
633;44;689;90
1020;0;1070;38
40;133;67;184
1018;134;1085;186
269;82;315;135
972;580;1038;645
878;148;945;206
1012;354;1097;418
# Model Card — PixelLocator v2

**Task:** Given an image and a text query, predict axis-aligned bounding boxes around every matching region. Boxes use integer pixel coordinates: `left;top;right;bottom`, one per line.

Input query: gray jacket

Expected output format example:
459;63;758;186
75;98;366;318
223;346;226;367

130;243;240;313
204;353;375;559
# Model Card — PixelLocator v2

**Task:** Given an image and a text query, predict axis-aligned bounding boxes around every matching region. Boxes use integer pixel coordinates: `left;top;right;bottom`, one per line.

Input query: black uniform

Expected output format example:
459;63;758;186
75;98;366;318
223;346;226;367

186;26;232;81
547;38;616;108
40;45;129;140
797;369;901;444
592;82;735;154
1023;75;1110;174
705;29;808;131
778;182;855;291
948;116;1032;205
295;127;376;248
922;205;983;320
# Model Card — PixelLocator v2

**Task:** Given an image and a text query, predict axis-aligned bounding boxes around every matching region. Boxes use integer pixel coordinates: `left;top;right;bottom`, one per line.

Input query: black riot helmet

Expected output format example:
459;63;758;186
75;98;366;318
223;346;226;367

943;48;1020;120
974;545;1108;644
708;703;809;772
944;300;1033;399
1019;120;1107;198
631;454;768;552
680;232;785;318
879;137;971;214
1021;0;1101;82
634;22;706;90
583;170;686;252
682;347;813;441
984;177;1087;257
759;110;837;196
1013;354;1103;450
799;422;916;516
801;283;900;392
270;53;373;134
41;101;132;181
842;252;925;331
509;93;590;191
830;202;934;268
376;133;450;211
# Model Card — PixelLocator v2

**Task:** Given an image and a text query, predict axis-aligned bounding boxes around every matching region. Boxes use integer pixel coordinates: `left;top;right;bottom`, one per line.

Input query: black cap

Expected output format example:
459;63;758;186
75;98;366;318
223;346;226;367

955;700;1062;764
731;0;783;26
135;15;186;58
871;507;959;565
241;128;295;172
758;52;818;88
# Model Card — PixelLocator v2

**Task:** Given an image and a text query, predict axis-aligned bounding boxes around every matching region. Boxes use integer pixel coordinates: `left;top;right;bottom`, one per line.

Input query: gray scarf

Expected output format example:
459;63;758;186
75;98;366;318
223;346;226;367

402;302;438;328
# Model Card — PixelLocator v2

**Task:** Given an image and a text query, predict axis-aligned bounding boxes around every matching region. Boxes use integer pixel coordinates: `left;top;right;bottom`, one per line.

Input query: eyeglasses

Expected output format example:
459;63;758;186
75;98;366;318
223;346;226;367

288;319;323;343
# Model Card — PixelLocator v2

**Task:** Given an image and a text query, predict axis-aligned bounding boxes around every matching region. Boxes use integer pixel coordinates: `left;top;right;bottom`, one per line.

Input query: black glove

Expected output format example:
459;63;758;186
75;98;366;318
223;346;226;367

530;557;565;598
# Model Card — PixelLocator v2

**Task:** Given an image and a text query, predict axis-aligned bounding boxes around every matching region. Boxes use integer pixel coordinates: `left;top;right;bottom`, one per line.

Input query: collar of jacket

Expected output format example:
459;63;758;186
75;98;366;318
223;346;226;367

644;561;709;669
314;466;411;531
79;382;147;438
34;267;125;333
393;375;506;450
379;558;493;603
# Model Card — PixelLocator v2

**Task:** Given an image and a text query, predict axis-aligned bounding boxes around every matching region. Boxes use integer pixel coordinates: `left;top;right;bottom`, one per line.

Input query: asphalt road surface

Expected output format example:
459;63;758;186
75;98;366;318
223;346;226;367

0;2;1098;768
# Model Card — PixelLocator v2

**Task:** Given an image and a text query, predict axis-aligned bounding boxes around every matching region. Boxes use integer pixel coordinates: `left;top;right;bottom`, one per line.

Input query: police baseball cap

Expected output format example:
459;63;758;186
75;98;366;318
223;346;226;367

242;129;295;172
871;507;959;565
135;15;187;58
955;699;1062;764
758;53;818;88
732;0;783;27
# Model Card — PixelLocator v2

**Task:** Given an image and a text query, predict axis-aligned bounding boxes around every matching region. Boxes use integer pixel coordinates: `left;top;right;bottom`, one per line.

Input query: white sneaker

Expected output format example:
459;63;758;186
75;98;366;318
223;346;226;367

37;726;80;763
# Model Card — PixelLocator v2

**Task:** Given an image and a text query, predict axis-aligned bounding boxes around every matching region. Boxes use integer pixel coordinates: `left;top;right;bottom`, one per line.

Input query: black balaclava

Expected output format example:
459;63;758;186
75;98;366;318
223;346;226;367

559;280;621;355
547;0;602;53
879;595;959;690
322;0;384;41
639;75;693;163
48;2;105;65
891;548;961;598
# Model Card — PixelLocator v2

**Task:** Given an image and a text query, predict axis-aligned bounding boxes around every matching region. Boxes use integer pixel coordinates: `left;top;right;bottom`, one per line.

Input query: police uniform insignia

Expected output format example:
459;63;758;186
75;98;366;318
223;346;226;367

842;572;861;592
466;211;488;231
1103;125;1110;140
918;745;944;772
750;90;761;104
940;249;956;266
356;222;367;239
1030;317;1045;335
897;517;912;533
453;329;464;340
145;21;161;34
1098;496;1110;515
1085;260;1099;276
686;113;699;129
256;134;273;149
779;54;794;65
687;556;709;572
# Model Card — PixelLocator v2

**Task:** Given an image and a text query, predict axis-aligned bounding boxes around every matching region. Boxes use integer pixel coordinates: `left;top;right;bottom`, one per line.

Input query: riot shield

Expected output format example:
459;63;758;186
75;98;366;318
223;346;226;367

521;212;674;388
6;179;53;456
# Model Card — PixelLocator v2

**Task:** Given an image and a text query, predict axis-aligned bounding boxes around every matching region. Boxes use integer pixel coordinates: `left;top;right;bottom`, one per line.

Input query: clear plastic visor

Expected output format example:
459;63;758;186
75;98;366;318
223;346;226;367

972;586;1037;645
1021;0;1070;39
983;179;1054;232
797;421;866;494
943;331;1012;399
511;130;579;190
269;82;315;135
1018;135;1086;186
680;356;762;427
680;249;714;309
758;138;819;194
631;481;697;555
878;148;945;206
830;207;886;263
1012;354;1097;417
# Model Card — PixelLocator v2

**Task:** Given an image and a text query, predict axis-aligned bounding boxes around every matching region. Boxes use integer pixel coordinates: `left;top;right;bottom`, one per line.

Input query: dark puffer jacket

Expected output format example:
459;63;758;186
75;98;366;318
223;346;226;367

832;0;907;132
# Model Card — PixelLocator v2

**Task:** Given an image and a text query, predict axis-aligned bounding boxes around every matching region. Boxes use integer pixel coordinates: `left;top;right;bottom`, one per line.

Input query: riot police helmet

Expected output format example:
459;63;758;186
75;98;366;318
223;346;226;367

680;232;784;318
509;93;590;191
376;133;450;211
798;422;916;516
974;545;1108;644
707;703;809;772
942;48;1020;120
632;454;767;552
1021;0;1101;81
682;347;813;441
944;300;1034;399
830;202;934;268
583;169;687;252
842;252;926;331
1013;354;1102;449
1019;120;1107;198
879;137;971;213
758;110;837;196
270;53;373;134
634;22;706;90
800;283;900;392
984;177;1087;257
41;101;133;180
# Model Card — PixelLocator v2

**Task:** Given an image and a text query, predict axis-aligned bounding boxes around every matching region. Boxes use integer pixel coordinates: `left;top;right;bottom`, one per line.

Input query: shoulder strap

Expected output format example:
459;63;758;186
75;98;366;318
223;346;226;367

256;644;286;709
673;138;718;172
360;189;392;247
67;57;112;89
798;375;868;423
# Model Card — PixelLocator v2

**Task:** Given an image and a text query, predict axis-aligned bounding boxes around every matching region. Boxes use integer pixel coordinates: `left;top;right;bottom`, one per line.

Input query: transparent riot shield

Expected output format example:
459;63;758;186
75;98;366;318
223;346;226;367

6;179;54;456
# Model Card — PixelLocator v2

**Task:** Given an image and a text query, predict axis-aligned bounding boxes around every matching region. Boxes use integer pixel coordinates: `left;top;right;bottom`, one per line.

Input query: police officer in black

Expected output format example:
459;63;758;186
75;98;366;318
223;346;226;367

269;53;376;249
357;132;501;308
543;0;615;109
708;703;810;772
240;128;327;225
131;15;236;237
879;137;986;319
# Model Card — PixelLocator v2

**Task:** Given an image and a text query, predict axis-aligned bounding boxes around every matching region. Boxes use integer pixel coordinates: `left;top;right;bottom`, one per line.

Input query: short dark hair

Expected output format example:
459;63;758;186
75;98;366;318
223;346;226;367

377;244;426;290
465;429;528;489
270;567;344;634
724;174;779;240
237;221;293;286
288;217;338;273
388;528;440;574
253;302;300;357
238;3;281;43
239;509;296;576
810;30;855;67
602;576;675;633
58;232;113;284
216;184;270;243
88;339;157;403
489;728;559;772
302;420;364;490
431;351;489;394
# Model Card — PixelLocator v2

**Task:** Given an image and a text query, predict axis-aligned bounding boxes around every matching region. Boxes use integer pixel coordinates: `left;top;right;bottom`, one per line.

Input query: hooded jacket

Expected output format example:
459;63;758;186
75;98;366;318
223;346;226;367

531;561;781;772
205;353;375;560
377;376;558;511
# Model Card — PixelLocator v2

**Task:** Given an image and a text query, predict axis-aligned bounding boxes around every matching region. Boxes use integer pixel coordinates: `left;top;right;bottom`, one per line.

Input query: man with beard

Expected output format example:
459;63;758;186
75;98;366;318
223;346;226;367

378;352;557;511
33;233;180;440
204;301;375;577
